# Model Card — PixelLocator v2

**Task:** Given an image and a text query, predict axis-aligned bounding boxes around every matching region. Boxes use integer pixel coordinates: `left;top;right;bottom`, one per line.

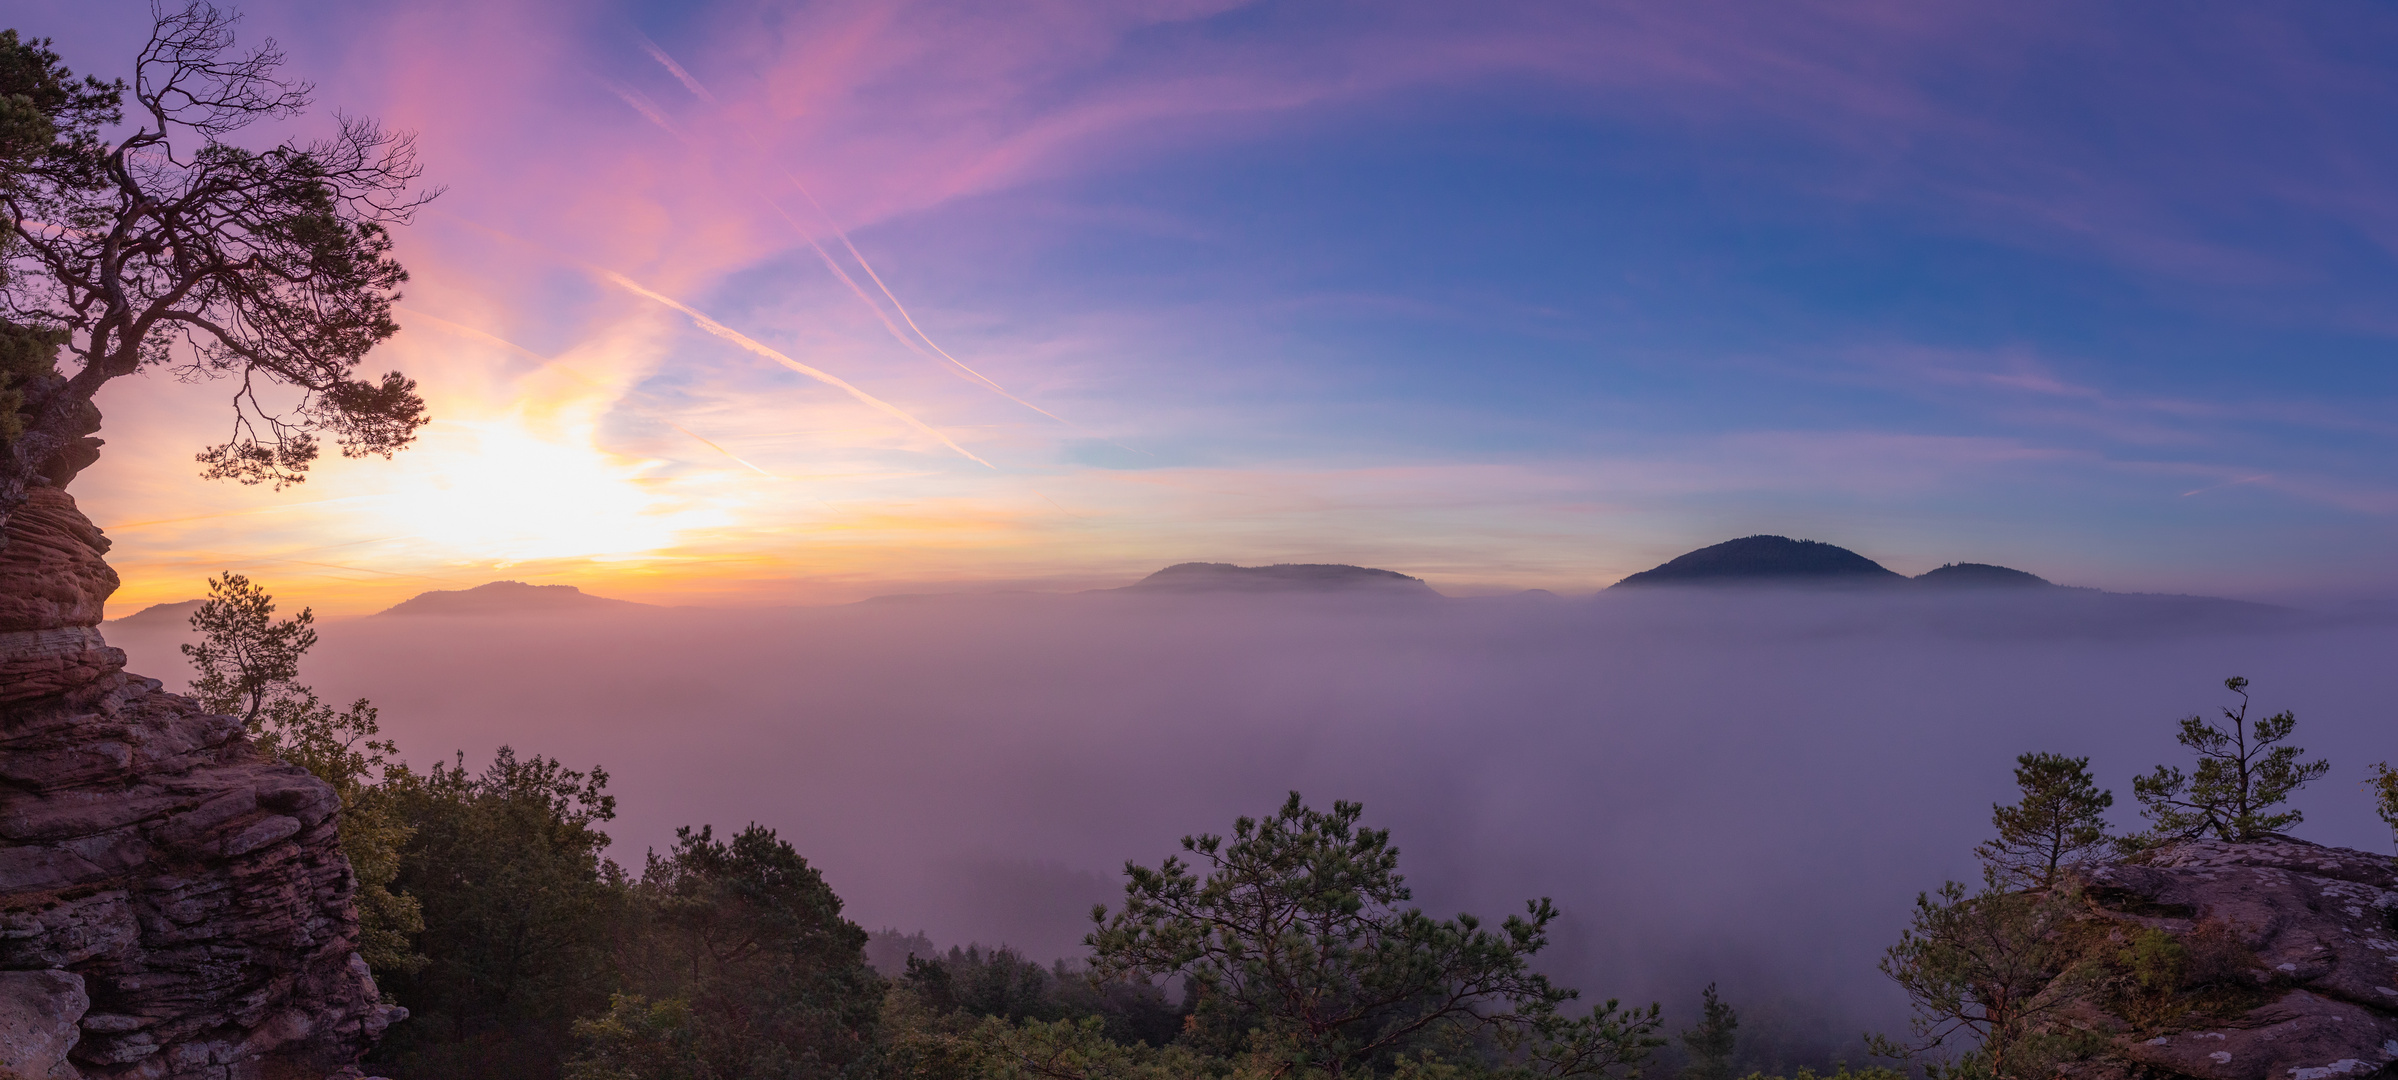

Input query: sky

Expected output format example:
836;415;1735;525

20;0;2398;612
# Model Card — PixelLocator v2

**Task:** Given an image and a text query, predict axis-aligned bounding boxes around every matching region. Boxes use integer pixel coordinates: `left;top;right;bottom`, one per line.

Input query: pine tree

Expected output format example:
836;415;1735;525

2367;762;2398;854
2131;678;2327;843
1975;753;2112;890
1678;984;1739;1080
1875;883;2091;1080
1090;792;1663;1080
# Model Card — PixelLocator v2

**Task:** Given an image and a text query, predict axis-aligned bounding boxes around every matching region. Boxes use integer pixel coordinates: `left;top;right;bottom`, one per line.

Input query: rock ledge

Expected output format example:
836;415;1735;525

2069;837;2398;1080
1;489;394;1079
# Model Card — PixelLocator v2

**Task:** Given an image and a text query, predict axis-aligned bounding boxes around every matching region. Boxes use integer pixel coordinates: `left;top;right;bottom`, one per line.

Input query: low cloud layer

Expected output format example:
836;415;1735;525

104;588;2398;1049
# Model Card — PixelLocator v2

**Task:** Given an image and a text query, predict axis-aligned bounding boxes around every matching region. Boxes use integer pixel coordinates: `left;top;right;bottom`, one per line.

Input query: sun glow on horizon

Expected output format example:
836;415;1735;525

358;418;730;563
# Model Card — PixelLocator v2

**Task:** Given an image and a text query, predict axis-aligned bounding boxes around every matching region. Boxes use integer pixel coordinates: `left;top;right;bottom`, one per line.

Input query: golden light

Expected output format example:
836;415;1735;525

359;418;727;563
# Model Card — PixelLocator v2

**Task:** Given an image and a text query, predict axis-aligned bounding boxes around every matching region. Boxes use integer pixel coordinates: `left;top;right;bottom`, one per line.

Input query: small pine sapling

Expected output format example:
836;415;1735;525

1679;983;1739;1080
1976;753;2113;890
2367;762;2398;854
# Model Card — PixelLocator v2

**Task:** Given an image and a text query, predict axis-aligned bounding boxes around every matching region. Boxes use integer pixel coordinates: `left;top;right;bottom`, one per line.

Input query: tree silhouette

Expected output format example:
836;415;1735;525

1089;792;1661;1080
0;3;434;537
1678;983;1739;1080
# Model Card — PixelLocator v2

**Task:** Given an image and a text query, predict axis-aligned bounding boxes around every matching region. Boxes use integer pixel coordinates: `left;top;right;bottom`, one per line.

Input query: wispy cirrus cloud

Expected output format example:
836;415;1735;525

27;0;2398;611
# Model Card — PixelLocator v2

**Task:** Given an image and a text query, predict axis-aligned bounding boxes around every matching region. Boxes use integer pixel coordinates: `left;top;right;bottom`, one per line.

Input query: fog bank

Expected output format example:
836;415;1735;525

104;588;2398;1051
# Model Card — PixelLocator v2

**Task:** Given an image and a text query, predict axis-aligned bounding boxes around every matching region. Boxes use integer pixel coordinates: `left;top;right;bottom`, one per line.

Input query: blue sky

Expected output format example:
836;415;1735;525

26;0;2398;606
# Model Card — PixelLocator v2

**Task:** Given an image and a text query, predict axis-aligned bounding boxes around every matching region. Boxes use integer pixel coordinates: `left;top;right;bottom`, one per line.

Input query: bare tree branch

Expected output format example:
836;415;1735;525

0;1;436;529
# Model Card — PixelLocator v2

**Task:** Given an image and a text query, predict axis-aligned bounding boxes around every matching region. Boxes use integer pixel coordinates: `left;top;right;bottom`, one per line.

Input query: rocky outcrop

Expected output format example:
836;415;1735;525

0;489;395;1079
1;490;124;708
2069;837;2398;1080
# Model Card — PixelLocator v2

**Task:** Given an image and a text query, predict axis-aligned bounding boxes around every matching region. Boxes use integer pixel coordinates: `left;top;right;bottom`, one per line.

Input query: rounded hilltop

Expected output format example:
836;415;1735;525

1123;562;1436;594
375;580;651;616
1914;561;2052;588
1611;535;2053;589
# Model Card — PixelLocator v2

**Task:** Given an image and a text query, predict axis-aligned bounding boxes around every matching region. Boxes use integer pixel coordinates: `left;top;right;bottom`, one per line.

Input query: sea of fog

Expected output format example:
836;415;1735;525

102;587;2398;1064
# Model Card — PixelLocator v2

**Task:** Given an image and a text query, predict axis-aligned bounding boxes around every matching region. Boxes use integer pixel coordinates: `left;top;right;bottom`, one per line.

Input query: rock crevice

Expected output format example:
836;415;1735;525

2069;837;2398;1080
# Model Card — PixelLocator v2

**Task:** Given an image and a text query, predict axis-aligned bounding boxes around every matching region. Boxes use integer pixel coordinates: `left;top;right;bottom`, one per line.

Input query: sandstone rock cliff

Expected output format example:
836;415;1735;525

2066;837;2398;1080
0;488;396;1079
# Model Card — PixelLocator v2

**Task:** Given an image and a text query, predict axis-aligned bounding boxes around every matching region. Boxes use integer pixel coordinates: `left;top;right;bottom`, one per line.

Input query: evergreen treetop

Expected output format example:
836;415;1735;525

2130;678;2327;844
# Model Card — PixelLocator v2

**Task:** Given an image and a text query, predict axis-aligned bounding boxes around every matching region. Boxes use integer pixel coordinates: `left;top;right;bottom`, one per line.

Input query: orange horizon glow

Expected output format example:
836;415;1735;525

46;0;2333;615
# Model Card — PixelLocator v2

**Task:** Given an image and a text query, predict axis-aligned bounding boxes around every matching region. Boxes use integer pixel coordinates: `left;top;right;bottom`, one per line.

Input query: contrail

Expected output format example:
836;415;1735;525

635;34;715;103
416;218;991;467
751;200;1071;427
2180;474;2271;498
627;40;1087;432
669;423;775;477
600;79;677;133
783;178;1020;400
1029;488;1081;518
598;271;995;468
397;306;791;473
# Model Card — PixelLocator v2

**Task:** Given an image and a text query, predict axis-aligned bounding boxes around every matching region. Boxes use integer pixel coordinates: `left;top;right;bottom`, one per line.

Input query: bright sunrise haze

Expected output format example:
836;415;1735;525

18;0;2398;612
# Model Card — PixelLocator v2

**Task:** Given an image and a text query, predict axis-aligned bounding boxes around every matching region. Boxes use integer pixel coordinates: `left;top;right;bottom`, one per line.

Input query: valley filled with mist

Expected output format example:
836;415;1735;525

15;3;2398;1076
103;574;2398;1064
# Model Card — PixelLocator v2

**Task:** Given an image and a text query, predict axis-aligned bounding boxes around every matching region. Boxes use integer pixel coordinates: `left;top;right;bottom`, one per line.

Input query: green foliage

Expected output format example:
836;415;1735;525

0;321;63;445
1089;792;1661;1080
2366;762;2398;853
2094;922;2266;1033
1975;753;2112;890
1874;882;2093;1080
903;945;1183;1048
0;28;116;447
260;685;423;977
1678;986;1738;1080
0;27;119;182
584;823;884;1080
182;572;422;977
370;747;626;1080
568;995;706;1080
2117;929;2184;996
182;572;318;723
880;992;1226;1080
906;946;1056;1026
1733;1068;1905;1080
2130;678;2328;843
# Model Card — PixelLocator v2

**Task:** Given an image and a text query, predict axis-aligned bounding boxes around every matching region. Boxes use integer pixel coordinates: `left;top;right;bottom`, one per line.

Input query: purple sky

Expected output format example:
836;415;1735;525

18;0;2398;610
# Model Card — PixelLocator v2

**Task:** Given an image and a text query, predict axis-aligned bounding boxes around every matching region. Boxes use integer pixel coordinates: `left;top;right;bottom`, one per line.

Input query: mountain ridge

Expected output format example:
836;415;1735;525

1119;562;1437;595
374;580;651;617
1611;535;2064;590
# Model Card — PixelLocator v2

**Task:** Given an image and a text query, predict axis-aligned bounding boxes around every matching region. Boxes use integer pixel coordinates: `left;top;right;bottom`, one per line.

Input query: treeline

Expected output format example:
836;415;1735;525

183;575;2398;1080
184;575;1664;1080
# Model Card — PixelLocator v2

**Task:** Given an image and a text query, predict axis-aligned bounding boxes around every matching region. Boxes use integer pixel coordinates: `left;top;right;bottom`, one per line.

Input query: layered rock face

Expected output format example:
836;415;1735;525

0;488;396;1079
2072;837;2398;1080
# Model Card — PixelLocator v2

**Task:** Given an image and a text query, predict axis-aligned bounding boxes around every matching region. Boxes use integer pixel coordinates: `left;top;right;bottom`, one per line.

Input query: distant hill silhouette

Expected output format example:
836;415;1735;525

375;581;649;617
104;598;204;628
1612;536;1906;588
1915;562;2052;588
1122;562;1436;595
